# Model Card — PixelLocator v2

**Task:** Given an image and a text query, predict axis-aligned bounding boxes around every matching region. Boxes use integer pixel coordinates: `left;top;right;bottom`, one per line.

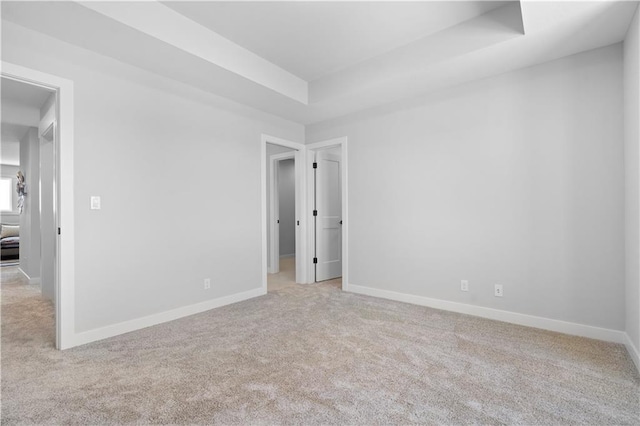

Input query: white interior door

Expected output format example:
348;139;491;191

315;151;342;281
40;124;56;303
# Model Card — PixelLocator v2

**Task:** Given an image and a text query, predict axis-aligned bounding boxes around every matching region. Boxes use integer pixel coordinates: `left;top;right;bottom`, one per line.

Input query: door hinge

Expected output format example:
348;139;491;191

313;257;318;264
277;220;280;224
313;162;317;169
313;210;317;216
58;227;61;235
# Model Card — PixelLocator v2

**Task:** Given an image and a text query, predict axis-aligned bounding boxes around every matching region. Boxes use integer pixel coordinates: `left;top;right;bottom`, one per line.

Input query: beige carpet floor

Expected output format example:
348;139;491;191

267;257;341;292
2;265;639;425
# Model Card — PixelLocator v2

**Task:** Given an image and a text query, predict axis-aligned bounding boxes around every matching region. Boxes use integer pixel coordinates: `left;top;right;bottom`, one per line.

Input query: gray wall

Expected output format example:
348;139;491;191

19;127;40;280
624;7;640;352
39;93;55;301
3;21;304;332
278;158;295;256
39;132;55;301
307;44;625;331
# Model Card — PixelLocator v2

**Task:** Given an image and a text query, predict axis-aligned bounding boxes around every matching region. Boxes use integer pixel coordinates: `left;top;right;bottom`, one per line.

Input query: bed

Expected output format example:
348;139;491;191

1;224;19;260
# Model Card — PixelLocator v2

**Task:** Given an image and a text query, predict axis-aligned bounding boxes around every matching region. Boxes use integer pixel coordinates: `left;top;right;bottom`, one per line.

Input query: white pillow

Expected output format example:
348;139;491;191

0;225;19;238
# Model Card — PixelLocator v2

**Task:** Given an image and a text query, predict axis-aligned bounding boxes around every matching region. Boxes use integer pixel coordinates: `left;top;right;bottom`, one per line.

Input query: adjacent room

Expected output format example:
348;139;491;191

1;1;639;424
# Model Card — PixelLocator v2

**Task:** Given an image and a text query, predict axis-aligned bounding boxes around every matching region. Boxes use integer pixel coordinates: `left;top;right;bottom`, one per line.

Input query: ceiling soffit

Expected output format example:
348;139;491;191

1;1;636;125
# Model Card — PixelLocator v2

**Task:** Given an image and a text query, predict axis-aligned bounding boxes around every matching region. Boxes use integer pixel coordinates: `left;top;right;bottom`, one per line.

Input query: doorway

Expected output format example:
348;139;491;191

261;135;306;293
1;62;75;349
1;76;56;339
267;147;296;291
261;135;348;291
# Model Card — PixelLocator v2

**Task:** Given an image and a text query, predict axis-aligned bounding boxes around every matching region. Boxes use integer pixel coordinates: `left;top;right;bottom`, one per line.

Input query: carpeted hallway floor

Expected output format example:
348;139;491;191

267;256;302;292
2;265;639;424
267;257;341;292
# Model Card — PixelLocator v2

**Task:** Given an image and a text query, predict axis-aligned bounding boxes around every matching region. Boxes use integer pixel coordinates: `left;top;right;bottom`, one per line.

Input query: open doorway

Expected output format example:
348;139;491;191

261;135;306;293
1;76;57;344
267;144;296;291
261;135;348;292
1;62;75;349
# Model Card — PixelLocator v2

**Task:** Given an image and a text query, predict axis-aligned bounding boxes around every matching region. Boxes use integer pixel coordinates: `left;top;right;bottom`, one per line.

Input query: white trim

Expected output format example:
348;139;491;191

349;284;627;344
305;137;349;289
261;138;268;288
261;134;306;293
40;121;55;139
17;267;41;285
293;148;307;284
263;134;305;151
269;151;295;274
624;333;640;373
1;62;75;350
280;254;295;259
18;267;30;281
73;287;264;347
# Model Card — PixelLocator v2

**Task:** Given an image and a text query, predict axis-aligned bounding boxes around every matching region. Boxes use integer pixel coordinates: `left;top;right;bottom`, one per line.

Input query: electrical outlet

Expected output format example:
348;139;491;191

461;280;469;292
204;278;211;290
494;284;503;297
90;196;101;210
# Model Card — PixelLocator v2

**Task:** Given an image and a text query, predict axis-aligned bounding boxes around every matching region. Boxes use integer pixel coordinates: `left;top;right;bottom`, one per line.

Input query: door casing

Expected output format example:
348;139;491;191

261;135;306;290
1;62;75;349
261;135;348;288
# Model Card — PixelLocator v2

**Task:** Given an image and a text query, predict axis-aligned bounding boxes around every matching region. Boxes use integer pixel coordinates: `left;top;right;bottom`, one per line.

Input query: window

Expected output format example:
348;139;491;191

0;178;13;211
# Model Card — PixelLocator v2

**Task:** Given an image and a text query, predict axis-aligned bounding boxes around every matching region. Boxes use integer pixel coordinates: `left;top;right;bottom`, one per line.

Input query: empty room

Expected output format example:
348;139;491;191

1;1;639;424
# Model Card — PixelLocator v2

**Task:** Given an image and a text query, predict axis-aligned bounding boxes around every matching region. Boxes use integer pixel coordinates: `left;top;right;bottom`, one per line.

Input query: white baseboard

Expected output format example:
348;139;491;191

72;287;265;348
18;267;40;285
348;284;626;344
18;267;29;281
279;254;295;258
624;333;640;373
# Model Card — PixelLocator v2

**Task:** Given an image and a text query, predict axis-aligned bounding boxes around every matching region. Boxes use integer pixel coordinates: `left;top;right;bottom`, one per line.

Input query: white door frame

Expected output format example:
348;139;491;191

306;137;349;289
1;62;75;350
261;134;306;292
269;151;295;274
40;121;56;303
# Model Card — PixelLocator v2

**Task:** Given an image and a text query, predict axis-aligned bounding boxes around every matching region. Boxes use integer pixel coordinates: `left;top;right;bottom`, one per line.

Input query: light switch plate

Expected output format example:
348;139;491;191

90;196;101;210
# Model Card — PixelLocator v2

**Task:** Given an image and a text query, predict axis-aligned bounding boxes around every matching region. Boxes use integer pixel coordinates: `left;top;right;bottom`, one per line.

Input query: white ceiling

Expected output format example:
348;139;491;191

163;1;508;81
2;77;53;108
1;1;637;125
1;77;53;165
